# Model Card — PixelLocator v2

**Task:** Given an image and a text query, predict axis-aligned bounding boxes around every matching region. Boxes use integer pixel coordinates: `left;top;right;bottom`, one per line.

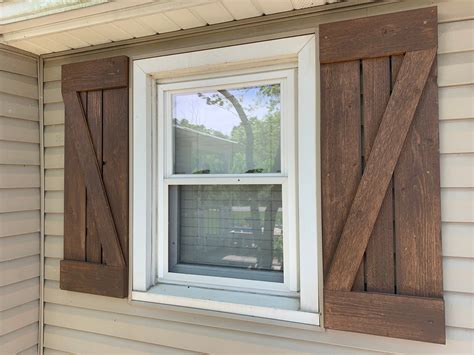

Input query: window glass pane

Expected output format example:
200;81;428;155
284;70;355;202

169;185;283;283
172;84;281;174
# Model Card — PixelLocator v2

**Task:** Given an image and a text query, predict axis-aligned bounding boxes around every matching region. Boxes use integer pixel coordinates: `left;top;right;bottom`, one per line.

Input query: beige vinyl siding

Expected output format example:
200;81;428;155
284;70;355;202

40;1;474;353
0;48;39;354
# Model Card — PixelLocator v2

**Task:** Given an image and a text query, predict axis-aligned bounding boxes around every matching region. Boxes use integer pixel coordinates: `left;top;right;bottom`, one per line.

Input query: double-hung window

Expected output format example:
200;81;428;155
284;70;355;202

133;35;320;325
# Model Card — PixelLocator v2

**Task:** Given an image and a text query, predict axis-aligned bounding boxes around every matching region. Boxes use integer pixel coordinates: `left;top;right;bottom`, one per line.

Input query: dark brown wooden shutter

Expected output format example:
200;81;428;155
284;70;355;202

320;7;445;343
60;56;129;298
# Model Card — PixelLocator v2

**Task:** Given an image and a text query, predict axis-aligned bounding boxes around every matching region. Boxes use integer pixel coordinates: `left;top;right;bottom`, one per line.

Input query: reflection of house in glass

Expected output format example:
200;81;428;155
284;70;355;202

174;125;244;174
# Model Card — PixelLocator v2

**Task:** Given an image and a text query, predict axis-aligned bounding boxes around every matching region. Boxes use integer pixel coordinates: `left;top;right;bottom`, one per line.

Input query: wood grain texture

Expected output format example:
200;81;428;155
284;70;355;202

62;56;128;92
63;94;86;262
60;260;127;298
320;60;361;277
393;55;443;298
362;57;394;293
324;290;445;344
103;88;129;264
325;48;437;291
86;91;102;264
62;91;125;268
319;7;437;64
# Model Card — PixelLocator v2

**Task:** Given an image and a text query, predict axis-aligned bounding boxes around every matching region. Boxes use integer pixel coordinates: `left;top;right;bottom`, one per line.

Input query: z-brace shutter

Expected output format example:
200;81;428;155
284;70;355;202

60;56;129;298
320;7;445;343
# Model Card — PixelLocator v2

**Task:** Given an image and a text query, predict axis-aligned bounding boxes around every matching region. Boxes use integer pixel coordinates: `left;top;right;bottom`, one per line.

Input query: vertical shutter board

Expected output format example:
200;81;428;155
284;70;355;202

394;56;443;298
325;48;437;292
63;94;86;262
321;60;361;277
362;58;395;293
63;91;125;268
103;87;129;261
86;90;103;264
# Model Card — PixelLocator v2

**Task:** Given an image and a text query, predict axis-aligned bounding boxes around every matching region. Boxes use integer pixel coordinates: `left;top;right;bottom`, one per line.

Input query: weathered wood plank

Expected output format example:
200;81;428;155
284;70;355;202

325;290;445;344
103;88;129;264
60;260;127;298
320;7;437;63
320;60;361;280
86;90;103;263
62;56;128;92
394;53;443;298
325;48;437;291
63;93;86;262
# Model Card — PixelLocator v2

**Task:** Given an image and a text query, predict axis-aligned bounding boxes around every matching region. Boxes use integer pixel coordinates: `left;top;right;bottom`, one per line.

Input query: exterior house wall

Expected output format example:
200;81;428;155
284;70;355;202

0;47;40;354
40;0;473;353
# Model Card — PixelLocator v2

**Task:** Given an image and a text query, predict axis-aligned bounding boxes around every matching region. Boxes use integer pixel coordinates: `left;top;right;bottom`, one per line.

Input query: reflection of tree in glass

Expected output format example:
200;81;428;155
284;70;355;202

195;85;281;174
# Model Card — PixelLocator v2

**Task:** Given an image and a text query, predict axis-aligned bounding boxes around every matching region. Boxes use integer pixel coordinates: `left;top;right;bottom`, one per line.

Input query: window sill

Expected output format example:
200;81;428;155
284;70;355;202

132;283;320;325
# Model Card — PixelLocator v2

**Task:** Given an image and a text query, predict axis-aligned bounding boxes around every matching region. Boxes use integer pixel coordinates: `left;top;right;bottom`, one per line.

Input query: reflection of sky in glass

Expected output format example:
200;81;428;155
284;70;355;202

173;86;278;136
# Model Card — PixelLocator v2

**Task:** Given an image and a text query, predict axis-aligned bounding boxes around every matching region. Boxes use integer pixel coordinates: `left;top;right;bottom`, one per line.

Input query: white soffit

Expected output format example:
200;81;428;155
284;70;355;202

0;0;340;55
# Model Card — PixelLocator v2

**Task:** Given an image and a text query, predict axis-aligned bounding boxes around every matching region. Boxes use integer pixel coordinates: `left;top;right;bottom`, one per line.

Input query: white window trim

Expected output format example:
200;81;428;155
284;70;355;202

132;35;320;325
157;70;297;295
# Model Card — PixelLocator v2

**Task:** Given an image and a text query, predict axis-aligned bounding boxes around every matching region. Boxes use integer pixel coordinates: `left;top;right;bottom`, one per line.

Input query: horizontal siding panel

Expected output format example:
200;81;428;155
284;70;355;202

43;303;368;354
44;147;64;169
445;292;474;329
0;141;39;165
438;51;474;87
442;222;474;258
45;169;64;191
43;64;61;83
439;85;474;120
0;71;38;100
0;117;39;144
439;20;474;54
0;188;40;213
18;344;38;355
0;300;39;336
440;119;474;153
0;93;38;121
438;0;474;22
0;323;38;354
0;211;40;238
0;255;40;287
0;278;39;312
443;258;474;293
45;191;64;213
45;213;63;236
44;325;197;354
44;103;64;126
0;165;40;189
0;233;40;262
45;258;60;281
45;235;63;259
0;50;37;78
44;81;62;104
44;348;71;355
441;188;474;222
440;154;474;187
44;125;64;147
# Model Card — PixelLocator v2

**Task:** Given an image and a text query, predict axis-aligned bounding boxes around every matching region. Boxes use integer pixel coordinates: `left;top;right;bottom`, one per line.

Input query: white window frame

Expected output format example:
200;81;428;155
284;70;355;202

132;35;320;325
157;70;297;294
